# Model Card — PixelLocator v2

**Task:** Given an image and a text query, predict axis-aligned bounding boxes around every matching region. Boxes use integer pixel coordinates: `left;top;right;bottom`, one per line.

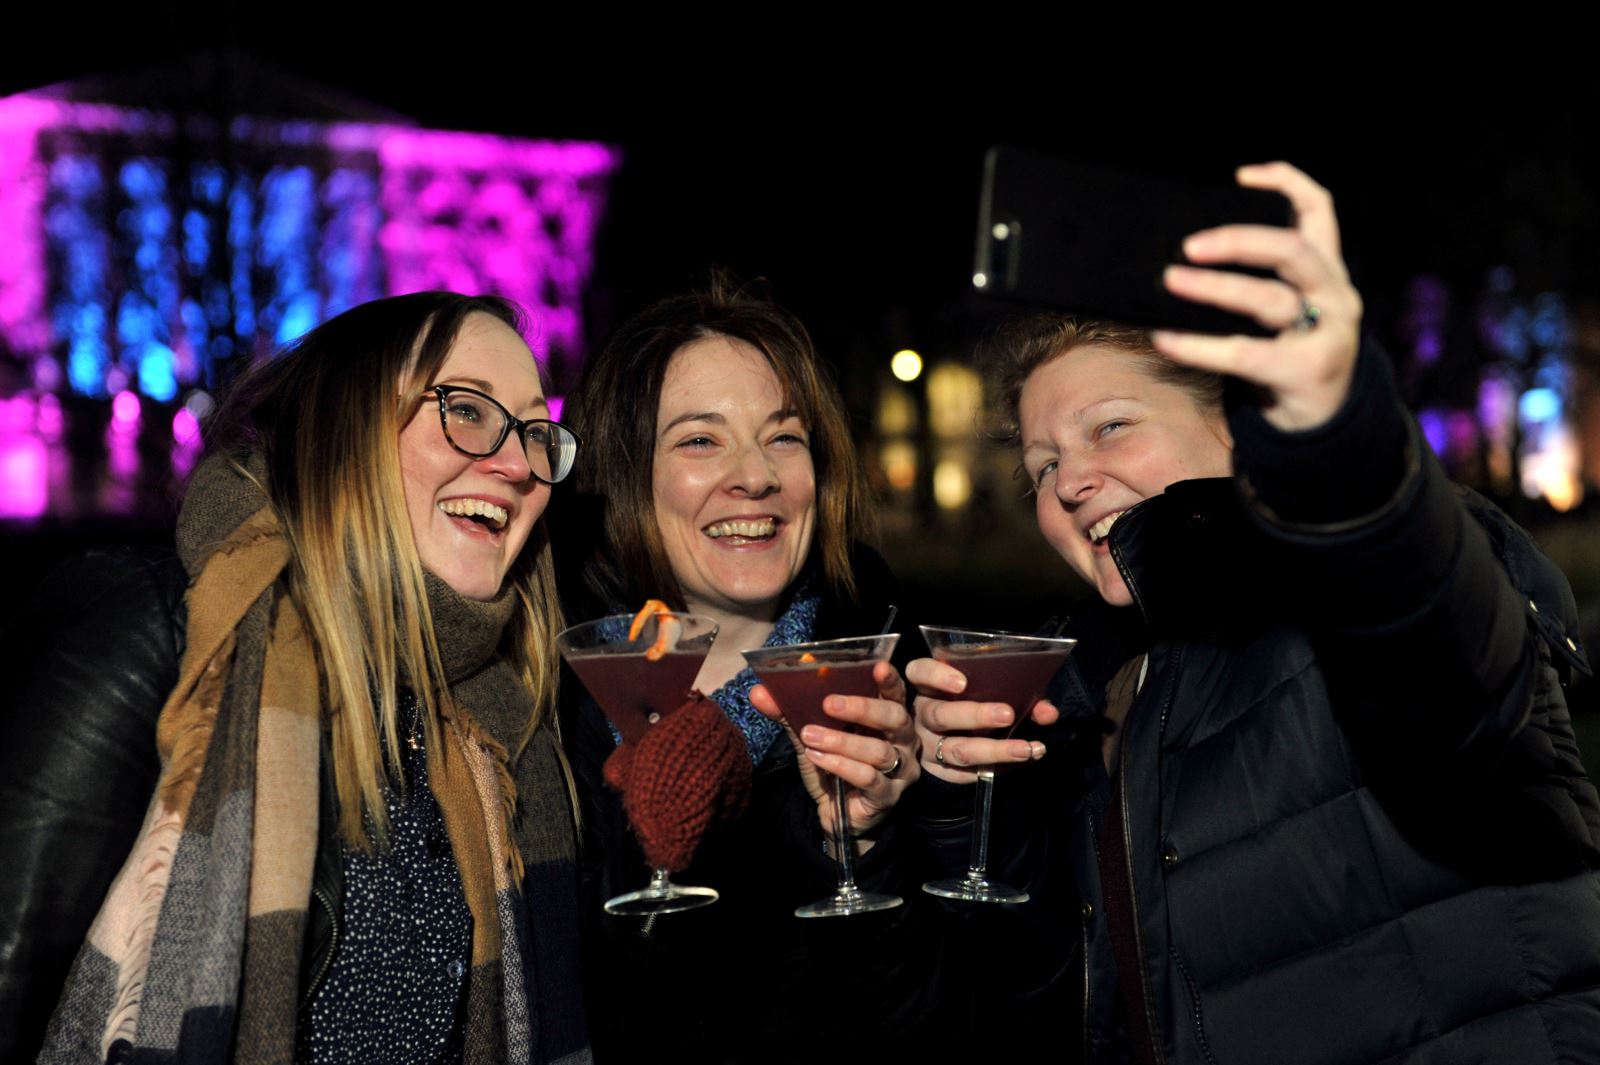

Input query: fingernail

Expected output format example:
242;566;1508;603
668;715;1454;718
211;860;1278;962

1030;741;1047;760
990;707;1013;727
801;726;821;745
1150;329;1175;348
1183;232;1211;257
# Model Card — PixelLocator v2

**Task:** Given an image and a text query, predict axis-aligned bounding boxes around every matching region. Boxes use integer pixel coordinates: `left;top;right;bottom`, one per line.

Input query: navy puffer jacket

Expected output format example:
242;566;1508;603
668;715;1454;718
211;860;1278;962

922;347;1600;1064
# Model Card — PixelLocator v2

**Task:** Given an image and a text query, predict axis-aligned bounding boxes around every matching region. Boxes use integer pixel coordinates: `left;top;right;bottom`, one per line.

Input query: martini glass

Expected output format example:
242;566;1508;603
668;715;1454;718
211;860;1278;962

743;634;903;918
919;625;1077;905
558;611;721;916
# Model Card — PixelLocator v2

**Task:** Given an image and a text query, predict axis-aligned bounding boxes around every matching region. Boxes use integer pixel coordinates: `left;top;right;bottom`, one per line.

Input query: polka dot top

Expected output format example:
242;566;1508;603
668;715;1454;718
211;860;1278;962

298;694;474;1064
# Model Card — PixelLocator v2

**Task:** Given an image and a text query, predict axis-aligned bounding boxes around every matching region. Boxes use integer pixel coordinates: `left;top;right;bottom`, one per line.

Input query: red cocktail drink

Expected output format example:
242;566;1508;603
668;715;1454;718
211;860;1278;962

566;649;705;745
929;646;1071;737
556;611;722;916
750;657;879;735
919;625;1077;906
742;633;903;918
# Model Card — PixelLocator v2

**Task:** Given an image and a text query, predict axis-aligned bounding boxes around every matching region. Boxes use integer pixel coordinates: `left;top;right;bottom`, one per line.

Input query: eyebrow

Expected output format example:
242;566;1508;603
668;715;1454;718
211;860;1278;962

658;408;803;436
1020;396;1142;452
440;377;549;416
1072;395;1140;422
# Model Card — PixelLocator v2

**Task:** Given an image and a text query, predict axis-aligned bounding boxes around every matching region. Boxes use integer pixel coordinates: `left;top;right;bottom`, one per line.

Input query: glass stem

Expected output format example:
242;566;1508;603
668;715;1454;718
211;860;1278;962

648;868;672;892
967;769;996;880
832;774;859;895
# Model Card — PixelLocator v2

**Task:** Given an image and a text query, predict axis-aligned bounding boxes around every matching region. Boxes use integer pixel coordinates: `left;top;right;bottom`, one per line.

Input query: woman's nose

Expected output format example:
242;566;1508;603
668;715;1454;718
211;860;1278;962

479;428;535;483
1053;456;1100;503
726;442;779;496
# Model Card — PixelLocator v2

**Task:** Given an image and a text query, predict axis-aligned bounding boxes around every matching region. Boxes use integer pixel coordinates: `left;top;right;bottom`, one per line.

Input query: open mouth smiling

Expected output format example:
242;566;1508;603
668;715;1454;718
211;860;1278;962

438;498;509;533
1087;511;1123;546
703;518;778;543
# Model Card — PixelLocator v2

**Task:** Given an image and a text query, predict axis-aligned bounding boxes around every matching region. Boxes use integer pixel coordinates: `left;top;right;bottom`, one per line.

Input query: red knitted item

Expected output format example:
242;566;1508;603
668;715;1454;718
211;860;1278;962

601;692;752;872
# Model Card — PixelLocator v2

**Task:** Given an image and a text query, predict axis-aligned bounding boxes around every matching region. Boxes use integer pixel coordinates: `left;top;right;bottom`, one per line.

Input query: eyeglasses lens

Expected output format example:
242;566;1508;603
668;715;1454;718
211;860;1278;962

442;392;577;484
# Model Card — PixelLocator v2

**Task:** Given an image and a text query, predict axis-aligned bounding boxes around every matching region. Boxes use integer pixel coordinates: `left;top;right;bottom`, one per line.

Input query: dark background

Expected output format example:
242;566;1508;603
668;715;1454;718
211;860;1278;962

6;14;1599;733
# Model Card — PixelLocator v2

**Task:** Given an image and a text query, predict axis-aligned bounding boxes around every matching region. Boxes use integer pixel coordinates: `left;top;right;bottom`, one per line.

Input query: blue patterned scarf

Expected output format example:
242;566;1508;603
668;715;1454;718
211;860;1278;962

709;584;820;765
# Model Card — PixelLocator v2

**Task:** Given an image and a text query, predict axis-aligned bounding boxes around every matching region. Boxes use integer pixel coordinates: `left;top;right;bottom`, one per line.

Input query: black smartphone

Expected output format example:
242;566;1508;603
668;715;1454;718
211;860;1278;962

973;147;1293;336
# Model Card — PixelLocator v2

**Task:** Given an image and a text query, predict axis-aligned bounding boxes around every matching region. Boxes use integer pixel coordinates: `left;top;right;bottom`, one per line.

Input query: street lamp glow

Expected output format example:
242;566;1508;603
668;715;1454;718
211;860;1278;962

891;349;923;382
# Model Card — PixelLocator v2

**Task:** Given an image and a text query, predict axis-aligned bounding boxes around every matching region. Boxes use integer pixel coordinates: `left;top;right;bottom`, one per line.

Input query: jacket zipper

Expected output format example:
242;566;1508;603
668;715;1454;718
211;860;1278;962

1170;944;1219;1065
1151;644;1216;1062
301;886;340;1008
1120;727;1168;1065
1081;902;1093;1064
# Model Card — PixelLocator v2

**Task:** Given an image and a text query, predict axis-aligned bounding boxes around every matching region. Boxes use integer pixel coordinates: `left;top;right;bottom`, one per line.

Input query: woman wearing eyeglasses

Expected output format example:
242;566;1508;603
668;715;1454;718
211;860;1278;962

0;293;589;1064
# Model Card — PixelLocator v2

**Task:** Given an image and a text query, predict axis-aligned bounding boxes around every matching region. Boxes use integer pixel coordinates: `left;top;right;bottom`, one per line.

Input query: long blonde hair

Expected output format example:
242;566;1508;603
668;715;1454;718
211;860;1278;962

206;292;566;848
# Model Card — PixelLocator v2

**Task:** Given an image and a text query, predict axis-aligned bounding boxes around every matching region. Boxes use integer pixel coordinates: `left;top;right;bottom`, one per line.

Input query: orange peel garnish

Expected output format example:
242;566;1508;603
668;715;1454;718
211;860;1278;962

628;599;671;640
798;652;817;664
628;599;680;661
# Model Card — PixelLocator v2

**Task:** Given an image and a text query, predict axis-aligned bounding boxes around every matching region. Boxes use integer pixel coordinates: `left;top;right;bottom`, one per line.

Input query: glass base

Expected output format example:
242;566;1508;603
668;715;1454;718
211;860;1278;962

795;888;903;919
922;875;1029;905
604;881;719;917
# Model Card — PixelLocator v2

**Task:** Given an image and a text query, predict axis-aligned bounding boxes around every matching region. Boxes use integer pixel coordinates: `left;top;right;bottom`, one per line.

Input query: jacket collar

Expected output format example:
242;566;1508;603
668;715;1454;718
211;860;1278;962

1103;477;1271;640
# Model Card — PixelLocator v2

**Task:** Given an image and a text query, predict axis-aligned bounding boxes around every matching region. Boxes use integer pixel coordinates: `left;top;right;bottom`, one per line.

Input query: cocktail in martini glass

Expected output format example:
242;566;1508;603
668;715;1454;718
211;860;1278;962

919;625;1076;904
558;611;721;915
743;633;903;918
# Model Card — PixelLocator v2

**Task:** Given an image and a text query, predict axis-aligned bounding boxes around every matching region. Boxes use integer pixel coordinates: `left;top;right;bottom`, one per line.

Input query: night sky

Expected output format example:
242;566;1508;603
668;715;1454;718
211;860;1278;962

8;11;1599;377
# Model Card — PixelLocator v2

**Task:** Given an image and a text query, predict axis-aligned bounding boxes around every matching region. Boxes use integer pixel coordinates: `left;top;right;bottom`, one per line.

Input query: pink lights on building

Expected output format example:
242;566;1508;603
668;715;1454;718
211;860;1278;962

111;390;142;429
0;85;618;522
0;395;46;518
371;128;617;366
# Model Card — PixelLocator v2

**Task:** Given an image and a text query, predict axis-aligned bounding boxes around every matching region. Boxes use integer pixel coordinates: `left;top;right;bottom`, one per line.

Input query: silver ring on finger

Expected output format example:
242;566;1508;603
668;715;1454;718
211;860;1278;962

1292;298;1321;331
934;735;948;766
883;749;903;778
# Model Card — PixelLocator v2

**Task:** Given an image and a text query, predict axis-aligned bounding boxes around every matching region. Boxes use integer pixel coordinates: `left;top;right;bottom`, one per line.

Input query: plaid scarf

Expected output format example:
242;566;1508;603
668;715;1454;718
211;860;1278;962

38;456;585;1065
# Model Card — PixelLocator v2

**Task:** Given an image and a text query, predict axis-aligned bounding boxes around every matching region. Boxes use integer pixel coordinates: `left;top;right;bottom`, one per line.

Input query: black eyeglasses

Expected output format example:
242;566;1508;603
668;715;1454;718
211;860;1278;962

425;385;580;485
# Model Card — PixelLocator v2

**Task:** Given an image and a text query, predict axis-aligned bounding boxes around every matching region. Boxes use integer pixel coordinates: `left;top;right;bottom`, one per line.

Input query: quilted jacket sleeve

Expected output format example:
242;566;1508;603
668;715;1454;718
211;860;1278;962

1229;341;1595;808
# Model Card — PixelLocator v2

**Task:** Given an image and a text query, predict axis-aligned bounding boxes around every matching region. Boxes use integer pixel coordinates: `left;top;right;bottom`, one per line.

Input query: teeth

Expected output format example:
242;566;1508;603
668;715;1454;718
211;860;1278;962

1088;511;1123;544
704;518;777;540
438;498;508;530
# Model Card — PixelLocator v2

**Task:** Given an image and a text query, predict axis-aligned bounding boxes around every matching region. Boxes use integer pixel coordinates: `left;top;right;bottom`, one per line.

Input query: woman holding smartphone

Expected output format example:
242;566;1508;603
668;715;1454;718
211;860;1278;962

912;164;1600;1064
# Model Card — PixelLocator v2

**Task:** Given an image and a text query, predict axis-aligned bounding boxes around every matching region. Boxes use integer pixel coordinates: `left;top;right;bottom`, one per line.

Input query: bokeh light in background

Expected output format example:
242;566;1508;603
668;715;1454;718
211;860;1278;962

890;349;923;382
0;89;619;520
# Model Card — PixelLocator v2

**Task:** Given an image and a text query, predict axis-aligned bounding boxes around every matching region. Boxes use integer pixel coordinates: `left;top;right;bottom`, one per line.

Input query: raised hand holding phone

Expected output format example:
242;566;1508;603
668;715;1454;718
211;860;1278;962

1153;162;1363;433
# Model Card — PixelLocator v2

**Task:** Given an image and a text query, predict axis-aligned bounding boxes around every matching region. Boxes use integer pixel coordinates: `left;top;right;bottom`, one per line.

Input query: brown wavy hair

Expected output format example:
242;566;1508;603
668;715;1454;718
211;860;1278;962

567;274;867;610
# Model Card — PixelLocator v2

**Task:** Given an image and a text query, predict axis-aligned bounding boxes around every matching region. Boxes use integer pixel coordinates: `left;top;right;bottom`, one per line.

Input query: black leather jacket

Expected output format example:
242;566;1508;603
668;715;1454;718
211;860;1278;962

0;547;348;1061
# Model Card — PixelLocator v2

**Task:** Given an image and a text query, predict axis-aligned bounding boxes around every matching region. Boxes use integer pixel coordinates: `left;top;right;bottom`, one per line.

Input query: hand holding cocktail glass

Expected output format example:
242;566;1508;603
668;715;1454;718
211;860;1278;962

744;634;912;917
750;656;917;838
909;626;1075;904
557;610;731;916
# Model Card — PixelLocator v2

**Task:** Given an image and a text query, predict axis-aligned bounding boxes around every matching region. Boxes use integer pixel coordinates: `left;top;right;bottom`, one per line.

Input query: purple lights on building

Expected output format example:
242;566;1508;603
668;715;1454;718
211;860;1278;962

1;91;619;390
0;89;619;521
371;128;616;366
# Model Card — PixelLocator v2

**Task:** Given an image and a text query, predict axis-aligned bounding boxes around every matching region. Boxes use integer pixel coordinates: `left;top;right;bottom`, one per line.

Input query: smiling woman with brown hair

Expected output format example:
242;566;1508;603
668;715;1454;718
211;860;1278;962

556;275;935;1062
